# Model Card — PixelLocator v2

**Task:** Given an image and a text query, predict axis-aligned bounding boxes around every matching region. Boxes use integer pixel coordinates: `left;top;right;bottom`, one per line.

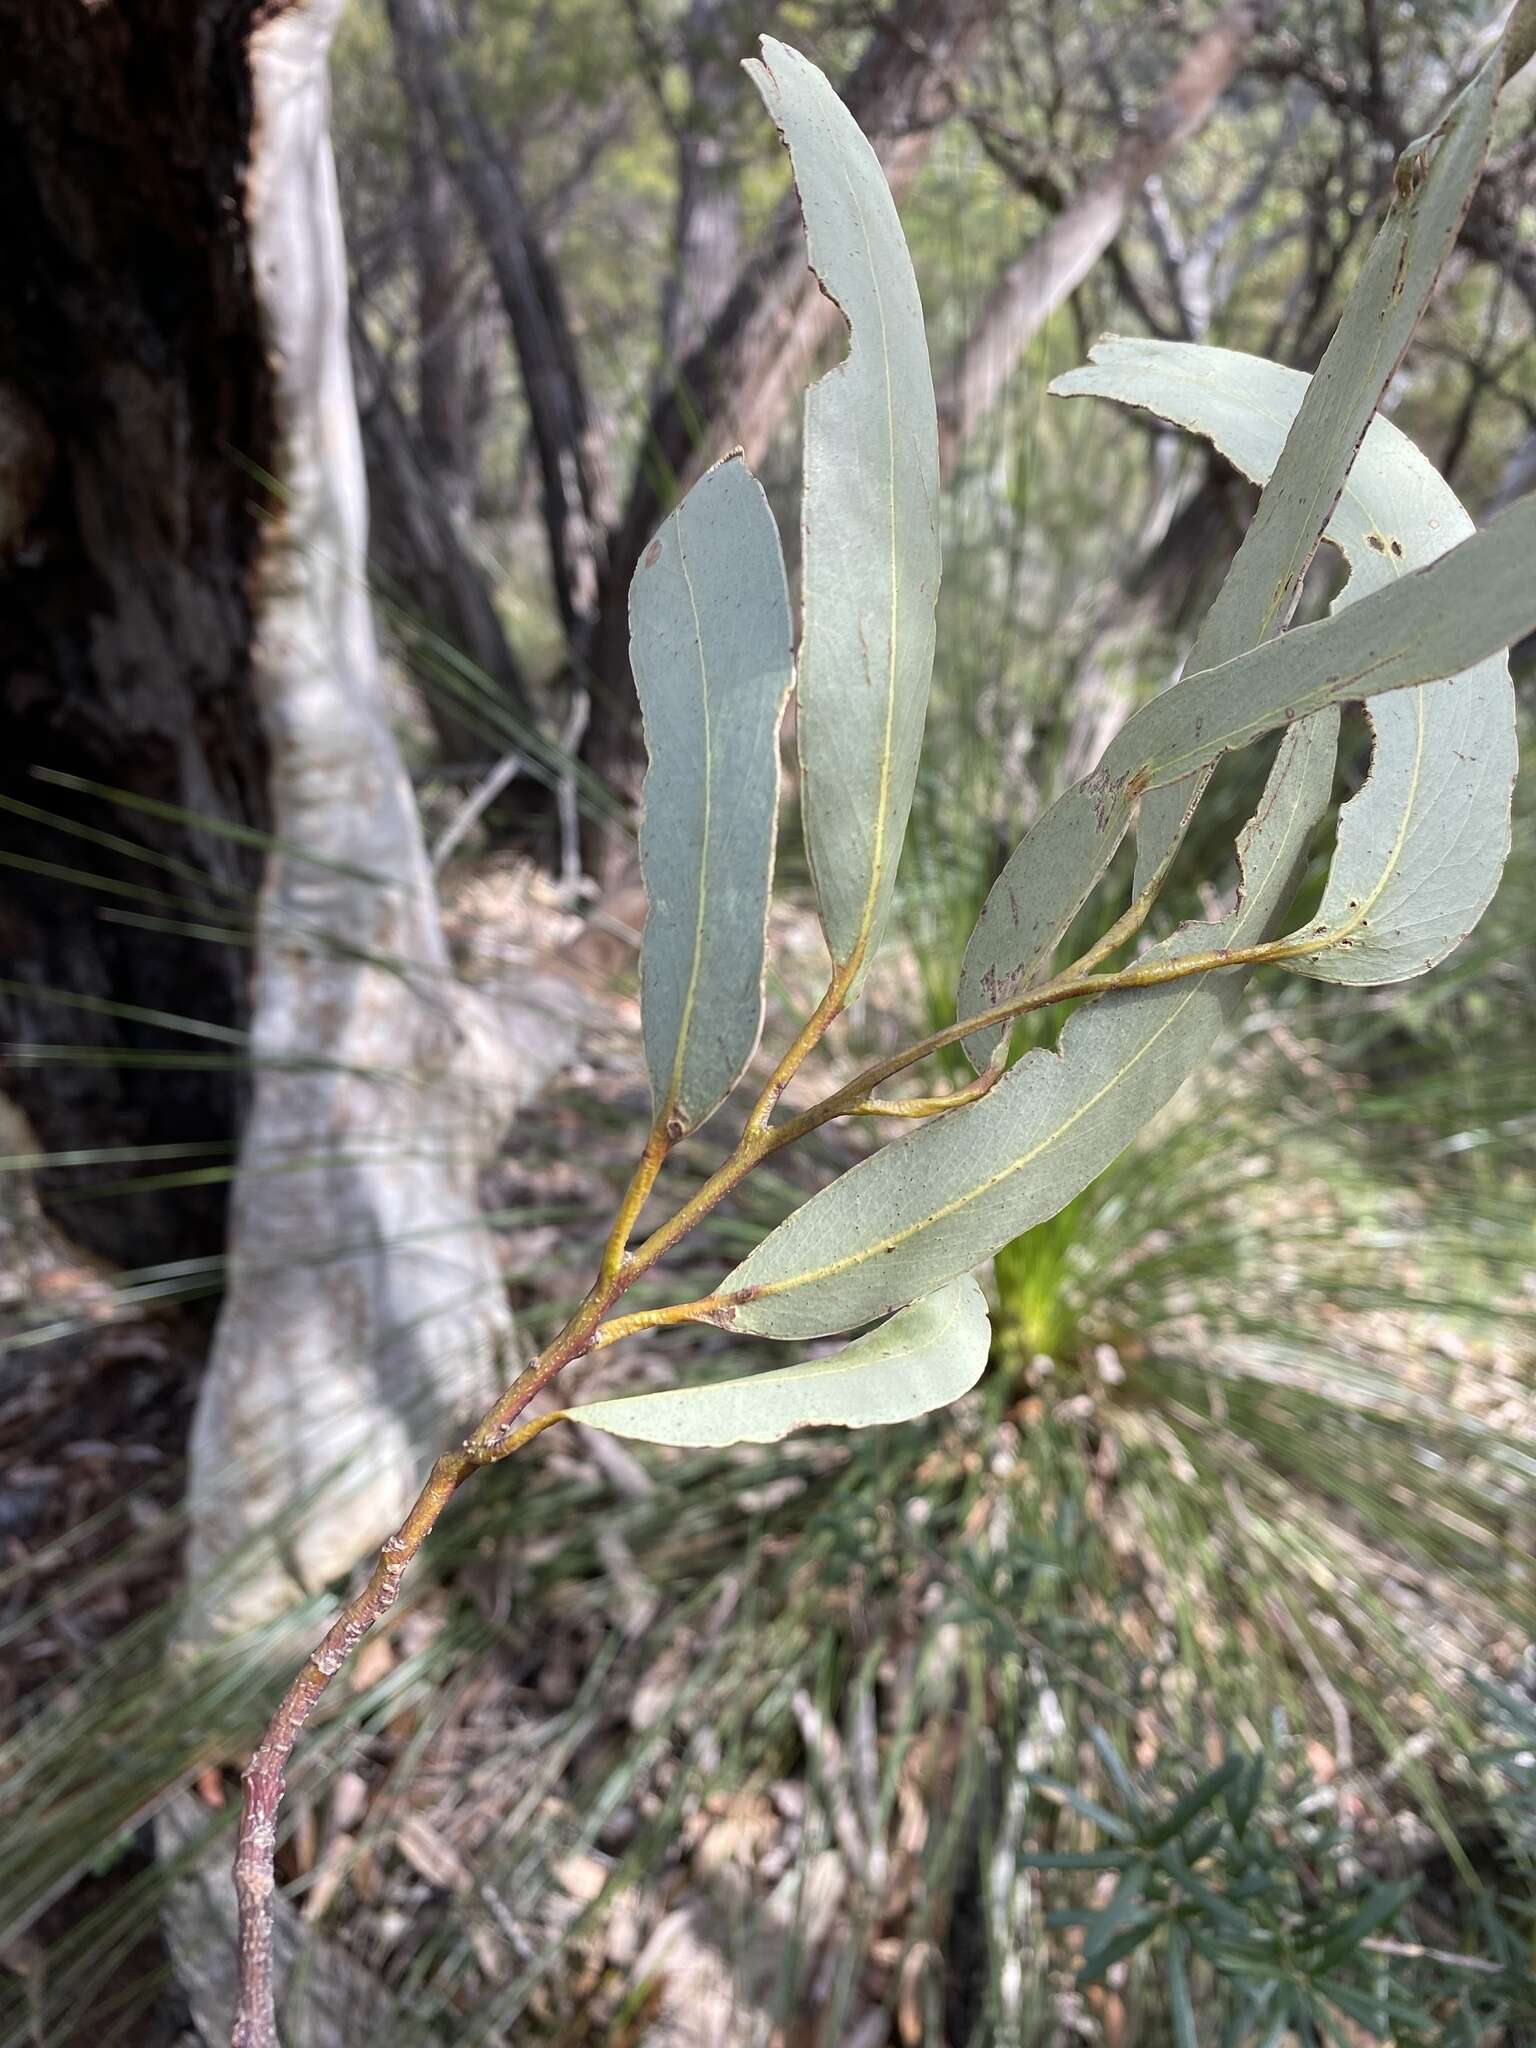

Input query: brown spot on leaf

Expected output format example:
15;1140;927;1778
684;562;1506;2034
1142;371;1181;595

644;539;663;568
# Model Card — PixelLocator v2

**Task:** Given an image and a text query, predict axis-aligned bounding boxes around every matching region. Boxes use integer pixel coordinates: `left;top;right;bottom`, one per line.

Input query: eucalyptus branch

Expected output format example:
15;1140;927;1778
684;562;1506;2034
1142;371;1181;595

588;924;1332;1345
841;1069;1002;1117
598;1121;672;1284
232;1378;581;2047
233;21;1536;2037
740;952;860;1140
232;911;1312;2042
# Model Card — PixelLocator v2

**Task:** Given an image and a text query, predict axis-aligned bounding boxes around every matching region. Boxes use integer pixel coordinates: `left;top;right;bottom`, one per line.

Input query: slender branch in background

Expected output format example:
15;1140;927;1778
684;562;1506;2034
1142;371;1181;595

646;0;750;363
430;747;525;872
399;24;478;528
352;317;541;752
556;686;590;896
938;0;1274;471
1441;270;1507;483
385;0;614;653
1254;33;1536;325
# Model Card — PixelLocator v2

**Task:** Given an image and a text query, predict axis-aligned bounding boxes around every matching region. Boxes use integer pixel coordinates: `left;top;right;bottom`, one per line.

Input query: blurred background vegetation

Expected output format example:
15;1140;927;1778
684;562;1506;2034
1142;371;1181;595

2;0;1534;2041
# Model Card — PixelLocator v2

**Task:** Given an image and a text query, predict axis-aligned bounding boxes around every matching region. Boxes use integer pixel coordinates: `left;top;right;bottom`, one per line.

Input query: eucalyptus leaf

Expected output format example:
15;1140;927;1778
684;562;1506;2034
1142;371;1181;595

569;1274;987;1447
957;482;1536;1066
746;37;941;996
1100;490;1535;794
957;30;1508;1068
720;710;1336;1339
1050;338;1516;985
634;452;794;1135
955;769;1135;1071
1131;31;1507;901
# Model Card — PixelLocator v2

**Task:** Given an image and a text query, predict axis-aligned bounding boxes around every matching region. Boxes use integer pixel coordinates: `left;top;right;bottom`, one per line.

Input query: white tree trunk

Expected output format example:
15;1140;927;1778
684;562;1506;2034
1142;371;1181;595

182;0;564;1636
163;3;573;2028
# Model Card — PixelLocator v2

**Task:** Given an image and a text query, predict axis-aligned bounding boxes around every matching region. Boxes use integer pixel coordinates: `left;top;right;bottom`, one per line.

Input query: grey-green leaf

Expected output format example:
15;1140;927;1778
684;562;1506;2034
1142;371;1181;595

569;1274;988;1447
958;28;1506;1067
1098;489;1535;798
1130;32;1505;904
957;479;1536;1067
1051;337;1515;985
956;748;1135;1071
720;712;1336;1340
746;38;941;995
634;452;793;1136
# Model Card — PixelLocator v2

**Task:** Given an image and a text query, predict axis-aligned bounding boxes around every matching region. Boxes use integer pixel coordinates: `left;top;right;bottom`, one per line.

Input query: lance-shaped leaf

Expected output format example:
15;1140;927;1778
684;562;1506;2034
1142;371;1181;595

569;1275;988;1446
718;714;1336;1340
1130;28;1507;902
746;38;941;996
958;29;1510;1071
1097;490;1535;791
957;481;1536;1067
1050;338;1516;985
633;452;794;1137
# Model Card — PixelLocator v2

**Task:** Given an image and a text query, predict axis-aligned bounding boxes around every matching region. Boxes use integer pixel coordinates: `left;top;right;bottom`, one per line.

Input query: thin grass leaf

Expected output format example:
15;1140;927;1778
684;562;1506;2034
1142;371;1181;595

1225;1754;1264;1841
1144;1756;1245;1846
1088;1724;1147;1821
1082;1862;1151;1963
1021;1849;1143;1873
1078;1908;1166;1984
1027;1771;1138;1842
1167;1926;1198;2048
1311;1879;1418;1973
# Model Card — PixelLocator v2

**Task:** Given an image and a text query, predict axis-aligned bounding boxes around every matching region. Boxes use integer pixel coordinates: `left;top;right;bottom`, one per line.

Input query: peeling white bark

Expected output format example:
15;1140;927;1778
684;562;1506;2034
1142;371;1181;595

182;0;566;1635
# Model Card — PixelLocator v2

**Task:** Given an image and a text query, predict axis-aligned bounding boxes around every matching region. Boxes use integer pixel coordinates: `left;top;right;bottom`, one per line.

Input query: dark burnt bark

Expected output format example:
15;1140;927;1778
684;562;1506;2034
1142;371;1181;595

0;0;274;1267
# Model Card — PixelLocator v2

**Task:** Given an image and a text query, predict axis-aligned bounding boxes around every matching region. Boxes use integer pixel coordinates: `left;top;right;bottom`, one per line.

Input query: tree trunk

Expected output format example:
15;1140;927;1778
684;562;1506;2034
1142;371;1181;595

352;25;543;774
3;0;571;1620
935;0;1273;471
353;316;542;763
660;0;749;362
403;87;475;527
0;0;275;1271
386;0;615;658
181;0;573;1632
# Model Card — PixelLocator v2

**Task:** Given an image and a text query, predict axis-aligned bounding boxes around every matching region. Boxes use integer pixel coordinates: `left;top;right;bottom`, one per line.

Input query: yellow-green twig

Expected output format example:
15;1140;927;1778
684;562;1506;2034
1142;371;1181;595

235;907;1335;2043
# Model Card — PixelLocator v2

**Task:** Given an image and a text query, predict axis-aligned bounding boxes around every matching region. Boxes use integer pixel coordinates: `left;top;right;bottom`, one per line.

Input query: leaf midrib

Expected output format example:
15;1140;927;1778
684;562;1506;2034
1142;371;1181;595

834;157;901;968
661;509;714;1124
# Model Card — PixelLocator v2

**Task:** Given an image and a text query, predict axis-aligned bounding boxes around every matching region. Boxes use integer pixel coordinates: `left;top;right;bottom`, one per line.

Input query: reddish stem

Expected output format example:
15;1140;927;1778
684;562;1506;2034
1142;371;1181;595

231;1343;582;2045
